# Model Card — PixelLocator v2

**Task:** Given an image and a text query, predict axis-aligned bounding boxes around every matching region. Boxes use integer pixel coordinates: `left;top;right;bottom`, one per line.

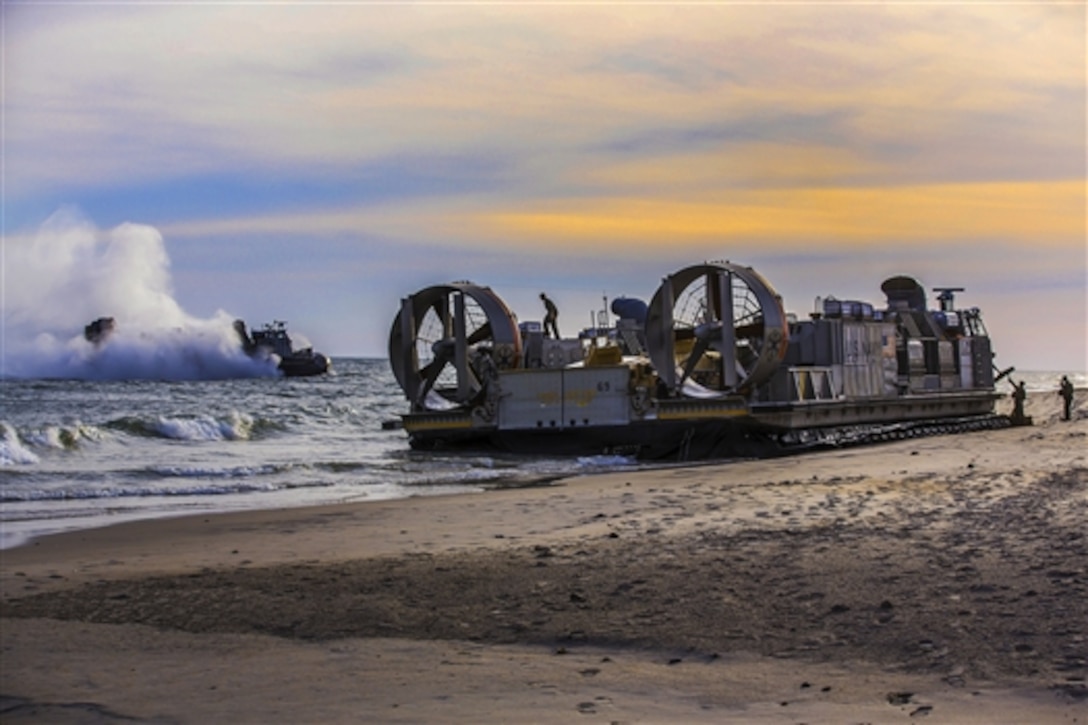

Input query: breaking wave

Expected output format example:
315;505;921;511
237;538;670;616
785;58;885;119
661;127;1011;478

21;423;103;450
107;413;282;441
1;423;41;466
0;421;108;466
151;413;255;441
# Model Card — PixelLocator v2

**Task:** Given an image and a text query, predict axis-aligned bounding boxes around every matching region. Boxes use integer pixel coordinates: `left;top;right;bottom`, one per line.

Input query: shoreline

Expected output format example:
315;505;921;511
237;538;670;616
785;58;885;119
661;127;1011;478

2;392;1086;722
2;380;1081;553
0;475;567;553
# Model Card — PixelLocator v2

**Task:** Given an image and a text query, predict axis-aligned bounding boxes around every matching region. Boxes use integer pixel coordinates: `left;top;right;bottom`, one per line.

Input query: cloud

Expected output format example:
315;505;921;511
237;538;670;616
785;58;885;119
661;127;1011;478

6;4;1082;196
3;3;1084;370
470;180;1085;251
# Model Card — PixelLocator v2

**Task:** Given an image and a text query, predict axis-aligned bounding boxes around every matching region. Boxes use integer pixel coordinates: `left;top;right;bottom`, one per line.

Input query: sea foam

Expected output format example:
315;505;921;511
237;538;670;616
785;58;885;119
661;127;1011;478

22;423;102;450
152;413;255;441
3;208;281;381
0;423;41;465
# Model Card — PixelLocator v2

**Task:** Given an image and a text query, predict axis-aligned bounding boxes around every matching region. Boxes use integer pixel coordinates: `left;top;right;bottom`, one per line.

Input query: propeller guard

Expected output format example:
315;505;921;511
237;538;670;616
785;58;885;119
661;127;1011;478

646;261;788;397
389;282;521;411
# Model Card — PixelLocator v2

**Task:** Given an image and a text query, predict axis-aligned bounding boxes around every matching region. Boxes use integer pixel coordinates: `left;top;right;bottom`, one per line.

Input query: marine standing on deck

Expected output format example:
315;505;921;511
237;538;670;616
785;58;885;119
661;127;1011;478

541;293;560;339
1059;375;1074;421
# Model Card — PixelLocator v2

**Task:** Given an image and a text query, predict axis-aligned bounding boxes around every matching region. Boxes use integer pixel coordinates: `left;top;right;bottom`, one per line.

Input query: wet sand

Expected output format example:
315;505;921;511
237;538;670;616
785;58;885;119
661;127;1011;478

2;390;1086;723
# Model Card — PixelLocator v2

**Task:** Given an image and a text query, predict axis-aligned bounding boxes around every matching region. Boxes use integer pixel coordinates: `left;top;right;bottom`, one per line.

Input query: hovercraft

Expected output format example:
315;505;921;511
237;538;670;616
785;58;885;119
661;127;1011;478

386;261;1010;460
236;320;330;377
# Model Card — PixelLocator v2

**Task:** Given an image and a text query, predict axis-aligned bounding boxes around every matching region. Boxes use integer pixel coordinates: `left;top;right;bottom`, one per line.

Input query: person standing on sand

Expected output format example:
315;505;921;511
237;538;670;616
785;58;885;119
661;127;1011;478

1011;380;1027;425
1058;375;1074;421
541;293;560;339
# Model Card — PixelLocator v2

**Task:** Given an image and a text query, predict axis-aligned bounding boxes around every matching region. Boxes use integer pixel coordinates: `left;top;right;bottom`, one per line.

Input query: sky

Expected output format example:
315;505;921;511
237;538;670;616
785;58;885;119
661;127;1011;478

2;1;1086;375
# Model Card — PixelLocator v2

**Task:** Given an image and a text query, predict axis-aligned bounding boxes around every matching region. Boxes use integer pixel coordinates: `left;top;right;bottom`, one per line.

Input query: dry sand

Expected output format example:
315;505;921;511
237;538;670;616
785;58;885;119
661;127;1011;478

2;390;1086;723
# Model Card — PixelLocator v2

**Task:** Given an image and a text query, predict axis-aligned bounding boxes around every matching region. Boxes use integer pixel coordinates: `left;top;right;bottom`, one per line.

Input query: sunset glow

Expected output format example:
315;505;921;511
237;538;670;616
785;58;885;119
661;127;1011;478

3;3;1085;370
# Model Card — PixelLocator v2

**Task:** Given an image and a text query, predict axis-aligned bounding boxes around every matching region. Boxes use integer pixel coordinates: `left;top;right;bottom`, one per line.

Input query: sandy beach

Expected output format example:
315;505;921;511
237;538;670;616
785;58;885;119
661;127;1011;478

2;389;1085;723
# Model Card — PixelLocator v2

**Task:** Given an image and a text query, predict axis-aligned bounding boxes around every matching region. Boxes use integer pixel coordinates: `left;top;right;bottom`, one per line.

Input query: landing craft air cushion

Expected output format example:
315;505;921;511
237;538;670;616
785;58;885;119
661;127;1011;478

388;261;1009;460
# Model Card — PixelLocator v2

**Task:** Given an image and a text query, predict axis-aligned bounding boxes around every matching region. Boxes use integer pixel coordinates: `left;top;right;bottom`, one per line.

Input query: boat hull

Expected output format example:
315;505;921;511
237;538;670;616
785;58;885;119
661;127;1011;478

402;389;1007;461
279;353;330;377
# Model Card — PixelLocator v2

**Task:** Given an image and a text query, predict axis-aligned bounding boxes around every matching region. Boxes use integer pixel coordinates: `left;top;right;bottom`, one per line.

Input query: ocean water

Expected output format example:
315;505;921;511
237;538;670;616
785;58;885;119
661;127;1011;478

2;361;1083;550
5;217;1082;549
0;358;640;549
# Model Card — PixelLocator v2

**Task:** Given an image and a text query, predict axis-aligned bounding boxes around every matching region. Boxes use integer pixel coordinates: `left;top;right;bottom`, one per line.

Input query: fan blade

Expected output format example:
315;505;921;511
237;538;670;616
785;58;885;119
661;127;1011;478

467;321;492;346
416;353;449;405
731;350;748;383
734;321;765;339
677;336;711;387
430;296;451;338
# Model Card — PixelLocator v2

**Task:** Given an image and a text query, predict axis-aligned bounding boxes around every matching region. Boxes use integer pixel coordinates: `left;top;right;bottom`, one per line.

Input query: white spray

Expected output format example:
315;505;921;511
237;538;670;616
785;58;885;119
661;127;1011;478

2;208;281;380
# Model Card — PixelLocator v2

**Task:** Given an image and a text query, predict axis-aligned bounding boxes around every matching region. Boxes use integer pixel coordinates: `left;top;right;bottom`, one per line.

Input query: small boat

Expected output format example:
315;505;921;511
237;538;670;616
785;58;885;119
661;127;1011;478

235;320;330;377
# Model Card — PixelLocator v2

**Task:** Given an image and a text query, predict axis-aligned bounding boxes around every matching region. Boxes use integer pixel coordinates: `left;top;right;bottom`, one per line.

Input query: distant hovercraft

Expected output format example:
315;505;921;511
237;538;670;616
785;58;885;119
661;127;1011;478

235;320;331;377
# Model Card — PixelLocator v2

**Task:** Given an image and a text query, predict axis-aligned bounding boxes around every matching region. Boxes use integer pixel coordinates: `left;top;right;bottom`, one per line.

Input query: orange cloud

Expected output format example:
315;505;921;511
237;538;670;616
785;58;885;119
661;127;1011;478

582;143;884;190
474;180;1085;250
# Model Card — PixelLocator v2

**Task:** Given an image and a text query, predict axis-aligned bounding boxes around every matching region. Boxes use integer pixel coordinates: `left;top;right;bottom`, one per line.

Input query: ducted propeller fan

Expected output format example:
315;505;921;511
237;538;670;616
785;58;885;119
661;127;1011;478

645;261;788;397
389;282;521;412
